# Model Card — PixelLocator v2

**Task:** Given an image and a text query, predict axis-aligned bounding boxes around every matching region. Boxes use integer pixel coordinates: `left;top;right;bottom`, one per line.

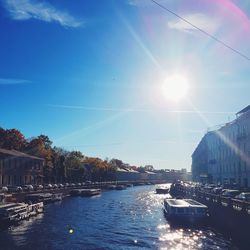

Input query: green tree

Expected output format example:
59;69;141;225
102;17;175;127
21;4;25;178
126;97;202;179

51;147;68;183
65;151;85;182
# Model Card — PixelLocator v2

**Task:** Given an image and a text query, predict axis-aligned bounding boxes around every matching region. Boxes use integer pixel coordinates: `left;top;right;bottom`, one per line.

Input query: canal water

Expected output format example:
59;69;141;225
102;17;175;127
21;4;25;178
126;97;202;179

0;185;237;250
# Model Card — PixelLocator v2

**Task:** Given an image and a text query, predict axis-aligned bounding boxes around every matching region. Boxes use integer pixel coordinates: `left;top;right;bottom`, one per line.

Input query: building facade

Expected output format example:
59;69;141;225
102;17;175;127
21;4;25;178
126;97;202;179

192;105;250;187
115;168;140;181
0;148;44;186
192;135;209;183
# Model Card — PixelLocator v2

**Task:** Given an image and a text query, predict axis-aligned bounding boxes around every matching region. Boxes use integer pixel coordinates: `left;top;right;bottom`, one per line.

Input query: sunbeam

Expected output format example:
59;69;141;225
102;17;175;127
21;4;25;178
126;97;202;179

116;6;164;73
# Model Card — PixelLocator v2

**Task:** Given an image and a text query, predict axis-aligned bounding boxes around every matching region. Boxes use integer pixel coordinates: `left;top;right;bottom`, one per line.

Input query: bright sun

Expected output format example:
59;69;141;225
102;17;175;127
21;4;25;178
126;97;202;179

162;74;189;102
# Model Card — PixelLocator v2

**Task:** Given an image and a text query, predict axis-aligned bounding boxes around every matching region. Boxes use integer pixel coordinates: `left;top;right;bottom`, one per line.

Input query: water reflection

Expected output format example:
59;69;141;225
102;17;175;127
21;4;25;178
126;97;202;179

11;213;44;245
159;227;205;249
136;185;234;250
0;185;236;250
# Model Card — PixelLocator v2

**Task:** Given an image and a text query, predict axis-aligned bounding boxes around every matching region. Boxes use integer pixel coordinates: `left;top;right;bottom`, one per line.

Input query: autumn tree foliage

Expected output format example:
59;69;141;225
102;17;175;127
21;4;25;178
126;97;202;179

83;157;115;181
26;135;53;161
0;128;27;150
0;127;137;182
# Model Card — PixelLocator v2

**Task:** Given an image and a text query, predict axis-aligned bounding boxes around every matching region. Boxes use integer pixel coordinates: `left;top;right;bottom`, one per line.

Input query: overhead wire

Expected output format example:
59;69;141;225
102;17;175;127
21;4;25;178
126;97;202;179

150;0;250;61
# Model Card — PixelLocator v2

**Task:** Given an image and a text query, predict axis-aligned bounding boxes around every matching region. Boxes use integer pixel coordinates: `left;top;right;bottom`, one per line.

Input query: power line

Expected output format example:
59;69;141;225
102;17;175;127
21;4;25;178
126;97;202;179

150;0;250;61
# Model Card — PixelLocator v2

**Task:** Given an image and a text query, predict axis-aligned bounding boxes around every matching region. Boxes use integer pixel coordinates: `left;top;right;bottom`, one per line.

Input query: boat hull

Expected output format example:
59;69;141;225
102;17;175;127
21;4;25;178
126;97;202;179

163;208;207;224
81;189;101;197
163;198;208;225
156;188;169;194
116;186;126;190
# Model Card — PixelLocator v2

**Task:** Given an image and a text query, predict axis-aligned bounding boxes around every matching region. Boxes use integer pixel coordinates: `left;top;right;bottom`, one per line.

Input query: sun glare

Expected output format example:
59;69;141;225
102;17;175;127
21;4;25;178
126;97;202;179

162;74;189;102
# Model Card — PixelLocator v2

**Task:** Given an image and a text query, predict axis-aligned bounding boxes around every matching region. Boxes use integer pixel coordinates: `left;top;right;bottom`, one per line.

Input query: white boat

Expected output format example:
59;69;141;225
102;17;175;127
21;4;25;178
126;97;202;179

28;202;44;216
163;198;208;223
0;203;30;225
0;202;44;226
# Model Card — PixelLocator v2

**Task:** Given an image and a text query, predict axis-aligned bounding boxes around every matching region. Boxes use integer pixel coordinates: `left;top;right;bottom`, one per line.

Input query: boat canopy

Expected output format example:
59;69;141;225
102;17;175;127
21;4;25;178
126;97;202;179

165;199;207;208
0;203;17;209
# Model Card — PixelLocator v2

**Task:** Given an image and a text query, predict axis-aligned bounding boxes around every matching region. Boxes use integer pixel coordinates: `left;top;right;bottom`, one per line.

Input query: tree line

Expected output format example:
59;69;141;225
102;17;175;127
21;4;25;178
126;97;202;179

0;127;154;183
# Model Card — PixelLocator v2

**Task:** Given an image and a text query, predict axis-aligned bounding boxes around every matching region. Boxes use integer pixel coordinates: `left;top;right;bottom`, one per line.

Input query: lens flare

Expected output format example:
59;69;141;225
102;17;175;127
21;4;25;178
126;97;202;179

162;74;189;102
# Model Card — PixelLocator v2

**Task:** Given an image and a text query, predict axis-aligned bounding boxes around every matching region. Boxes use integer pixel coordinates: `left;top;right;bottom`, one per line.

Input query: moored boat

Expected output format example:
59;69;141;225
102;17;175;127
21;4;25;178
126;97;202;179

126;184;133;187
169;181;185;197
0;203;29;226
0;201;44;227
135;183;144;186
156;188;169;194
25;193;62;204
163;198;208;224
116;185;126;190
106;185;117;190
51;193;63;202
28;202;44;216
70;189;82;196
81;189;101;197
25;193;51;204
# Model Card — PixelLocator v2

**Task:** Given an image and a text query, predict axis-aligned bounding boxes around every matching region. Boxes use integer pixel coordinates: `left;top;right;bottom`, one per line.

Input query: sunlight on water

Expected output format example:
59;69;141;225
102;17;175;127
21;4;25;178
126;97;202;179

158;228;206;249
0;185;235;250
136;184;233;250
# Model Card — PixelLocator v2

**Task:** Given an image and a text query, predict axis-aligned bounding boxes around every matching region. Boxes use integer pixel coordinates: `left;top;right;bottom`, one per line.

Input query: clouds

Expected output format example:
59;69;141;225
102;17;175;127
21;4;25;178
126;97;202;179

128;0;222;34
0;78;31;85
168;13;221;34
2;0;83;28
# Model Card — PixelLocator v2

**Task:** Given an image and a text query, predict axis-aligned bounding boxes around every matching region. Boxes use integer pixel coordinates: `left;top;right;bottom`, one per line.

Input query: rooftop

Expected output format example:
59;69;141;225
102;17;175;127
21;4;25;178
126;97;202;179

165;199;207;208
0;148;44;161
236;105;250;116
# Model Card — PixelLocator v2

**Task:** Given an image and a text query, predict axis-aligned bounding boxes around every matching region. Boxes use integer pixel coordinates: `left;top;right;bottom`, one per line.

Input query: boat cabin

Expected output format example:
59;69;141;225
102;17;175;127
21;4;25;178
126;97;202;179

164;199;208;222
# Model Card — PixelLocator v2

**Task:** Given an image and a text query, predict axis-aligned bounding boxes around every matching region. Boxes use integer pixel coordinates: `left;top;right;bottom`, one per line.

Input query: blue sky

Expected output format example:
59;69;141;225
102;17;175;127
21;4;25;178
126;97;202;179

1;0;250;170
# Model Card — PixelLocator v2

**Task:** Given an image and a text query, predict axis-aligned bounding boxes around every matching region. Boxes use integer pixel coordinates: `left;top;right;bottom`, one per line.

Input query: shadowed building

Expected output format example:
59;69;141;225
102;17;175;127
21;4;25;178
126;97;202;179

0;148;44;186
192;105;250;187
192;134;210;183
